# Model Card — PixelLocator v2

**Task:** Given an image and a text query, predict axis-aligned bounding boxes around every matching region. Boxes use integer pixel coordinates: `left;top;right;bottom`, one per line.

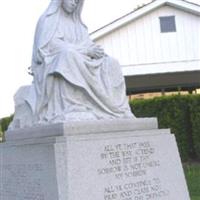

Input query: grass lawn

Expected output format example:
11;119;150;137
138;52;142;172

184;163;200;200
192;197;200;200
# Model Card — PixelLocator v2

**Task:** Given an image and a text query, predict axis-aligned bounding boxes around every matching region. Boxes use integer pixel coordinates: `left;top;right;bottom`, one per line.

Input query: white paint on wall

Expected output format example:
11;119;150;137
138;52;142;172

93;3;200;77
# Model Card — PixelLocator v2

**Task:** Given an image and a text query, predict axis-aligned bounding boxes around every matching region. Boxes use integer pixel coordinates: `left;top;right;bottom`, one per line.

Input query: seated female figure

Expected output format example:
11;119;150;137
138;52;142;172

10;0;133;128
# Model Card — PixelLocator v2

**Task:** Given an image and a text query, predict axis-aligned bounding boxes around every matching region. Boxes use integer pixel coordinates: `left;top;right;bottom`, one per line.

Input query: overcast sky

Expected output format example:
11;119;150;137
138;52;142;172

0;0;199;118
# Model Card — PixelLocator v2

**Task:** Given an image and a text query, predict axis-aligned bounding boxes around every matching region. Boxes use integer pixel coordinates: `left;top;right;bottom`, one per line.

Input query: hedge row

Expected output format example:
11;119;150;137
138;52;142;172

189;95;200;160
0;95;200;161
130;95;200;161
0;115;13;142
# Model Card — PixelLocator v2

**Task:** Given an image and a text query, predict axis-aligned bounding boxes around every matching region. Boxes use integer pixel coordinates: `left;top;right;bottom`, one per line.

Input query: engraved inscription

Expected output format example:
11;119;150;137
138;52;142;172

97;141;170;199
103;178;170;200
1;164;45;200
97;142;160;179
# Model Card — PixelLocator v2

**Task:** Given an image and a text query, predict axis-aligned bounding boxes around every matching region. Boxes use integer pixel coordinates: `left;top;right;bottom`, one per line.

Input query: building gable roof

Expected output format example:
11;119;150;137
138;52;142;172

90;0;200;40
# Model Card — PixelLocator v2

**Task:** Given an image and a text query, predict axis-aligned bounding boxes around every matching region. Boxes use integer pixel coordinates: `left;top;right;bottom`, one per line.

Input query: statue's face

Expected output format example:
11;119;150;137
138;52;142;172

62;0;79;14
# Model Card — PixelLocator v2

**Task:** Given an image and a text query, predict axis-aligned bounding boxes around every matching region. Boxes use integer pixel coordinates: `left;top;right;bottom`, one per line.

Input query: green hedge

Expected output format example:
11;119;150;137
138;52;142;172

1;116;13;132
0;115;13;142
189;95;200;159
130;95;200;161
1;95;200;161
0;125;3;142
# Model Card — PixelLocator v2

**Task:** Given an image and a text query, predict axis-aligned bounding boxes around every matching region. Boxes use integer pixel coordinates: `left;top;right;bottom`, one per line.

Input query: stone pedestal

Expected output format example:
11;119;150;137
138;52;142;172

0;118;190;200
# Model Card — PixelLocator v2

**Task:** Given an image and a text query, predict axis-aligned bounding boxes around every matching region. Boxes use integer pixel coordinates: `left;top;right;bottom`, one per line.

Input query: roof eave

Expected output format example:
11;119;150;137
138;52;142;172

90;0;200;41
166;0;200;16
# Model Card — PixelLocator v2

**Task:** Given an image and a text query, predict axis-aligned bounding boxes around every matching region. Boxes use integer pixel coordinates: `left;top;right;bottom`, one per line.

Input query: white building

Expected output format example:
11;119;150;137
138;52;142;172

91;0;200;94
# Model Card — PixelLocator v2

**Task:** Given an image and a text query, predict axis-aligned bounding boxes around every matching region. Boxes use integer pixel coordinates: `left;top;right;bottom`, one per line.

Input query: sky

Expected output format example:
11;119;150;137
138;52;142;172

0;0;199;118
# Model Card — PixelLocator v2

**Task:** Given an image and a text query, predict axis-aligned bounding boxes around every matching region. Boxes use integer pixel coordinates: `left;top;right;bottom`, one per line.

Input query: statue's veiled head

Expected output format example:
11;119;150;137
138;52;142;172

46;0;85;18
33;0;86;53
62;0;80;14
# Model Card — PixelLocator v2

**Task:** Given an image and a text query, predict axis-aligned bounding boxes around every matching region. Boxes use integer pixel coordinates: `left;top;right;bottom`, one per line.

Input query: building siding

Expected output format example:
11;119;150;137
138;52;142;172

94;6;200;69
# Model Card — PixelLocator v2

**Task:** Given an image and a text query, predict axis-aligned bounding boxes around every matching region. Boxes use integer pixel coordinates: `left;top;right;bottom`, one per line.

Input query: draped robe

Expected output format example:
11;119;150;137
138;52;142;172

31;3;133;123
8;1;134;130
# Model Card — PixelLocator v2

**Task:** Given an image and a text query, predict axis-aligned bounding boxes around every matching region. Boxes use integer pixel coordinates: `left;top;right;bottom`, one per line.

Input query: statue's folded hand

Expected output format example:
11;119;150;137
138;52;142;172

87;44;105;59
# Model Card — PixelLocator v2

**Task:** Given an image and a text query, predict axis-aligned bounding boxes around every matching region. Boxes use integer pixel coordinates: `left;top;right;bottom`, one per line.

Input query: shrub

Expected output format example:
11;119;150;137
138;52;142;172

1;95;200;161
0;125;3;142
130;95;199;161
0;115;13;132
189;95;200;160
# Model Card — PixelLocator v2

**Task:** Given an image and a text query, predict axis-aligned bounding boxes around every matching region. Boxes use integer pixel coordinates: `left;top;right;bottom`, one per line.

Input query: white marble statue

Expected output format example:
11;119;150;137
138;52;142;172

9;0;134;129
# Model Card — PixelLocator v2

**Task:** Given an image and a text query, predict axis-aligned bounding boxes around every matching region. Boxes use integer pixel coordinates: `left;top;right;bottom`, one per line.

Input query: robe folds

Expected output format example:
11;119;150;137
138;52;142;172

30;2;133;123
32;4;133;123
8;1;134;130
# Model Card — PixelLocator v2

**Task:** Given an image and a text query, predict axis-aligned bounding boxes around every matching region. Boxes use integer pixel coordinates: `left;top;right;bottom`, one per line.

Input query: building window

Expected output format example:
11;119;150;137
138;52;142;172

159;16;176;33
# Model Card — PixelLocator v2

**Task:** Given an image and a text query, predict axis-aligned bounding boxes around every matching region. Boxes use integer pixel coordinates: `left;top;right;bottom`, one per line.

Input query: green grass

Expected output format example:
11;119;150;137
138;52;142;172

184;163;200;200
192;197;200;200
